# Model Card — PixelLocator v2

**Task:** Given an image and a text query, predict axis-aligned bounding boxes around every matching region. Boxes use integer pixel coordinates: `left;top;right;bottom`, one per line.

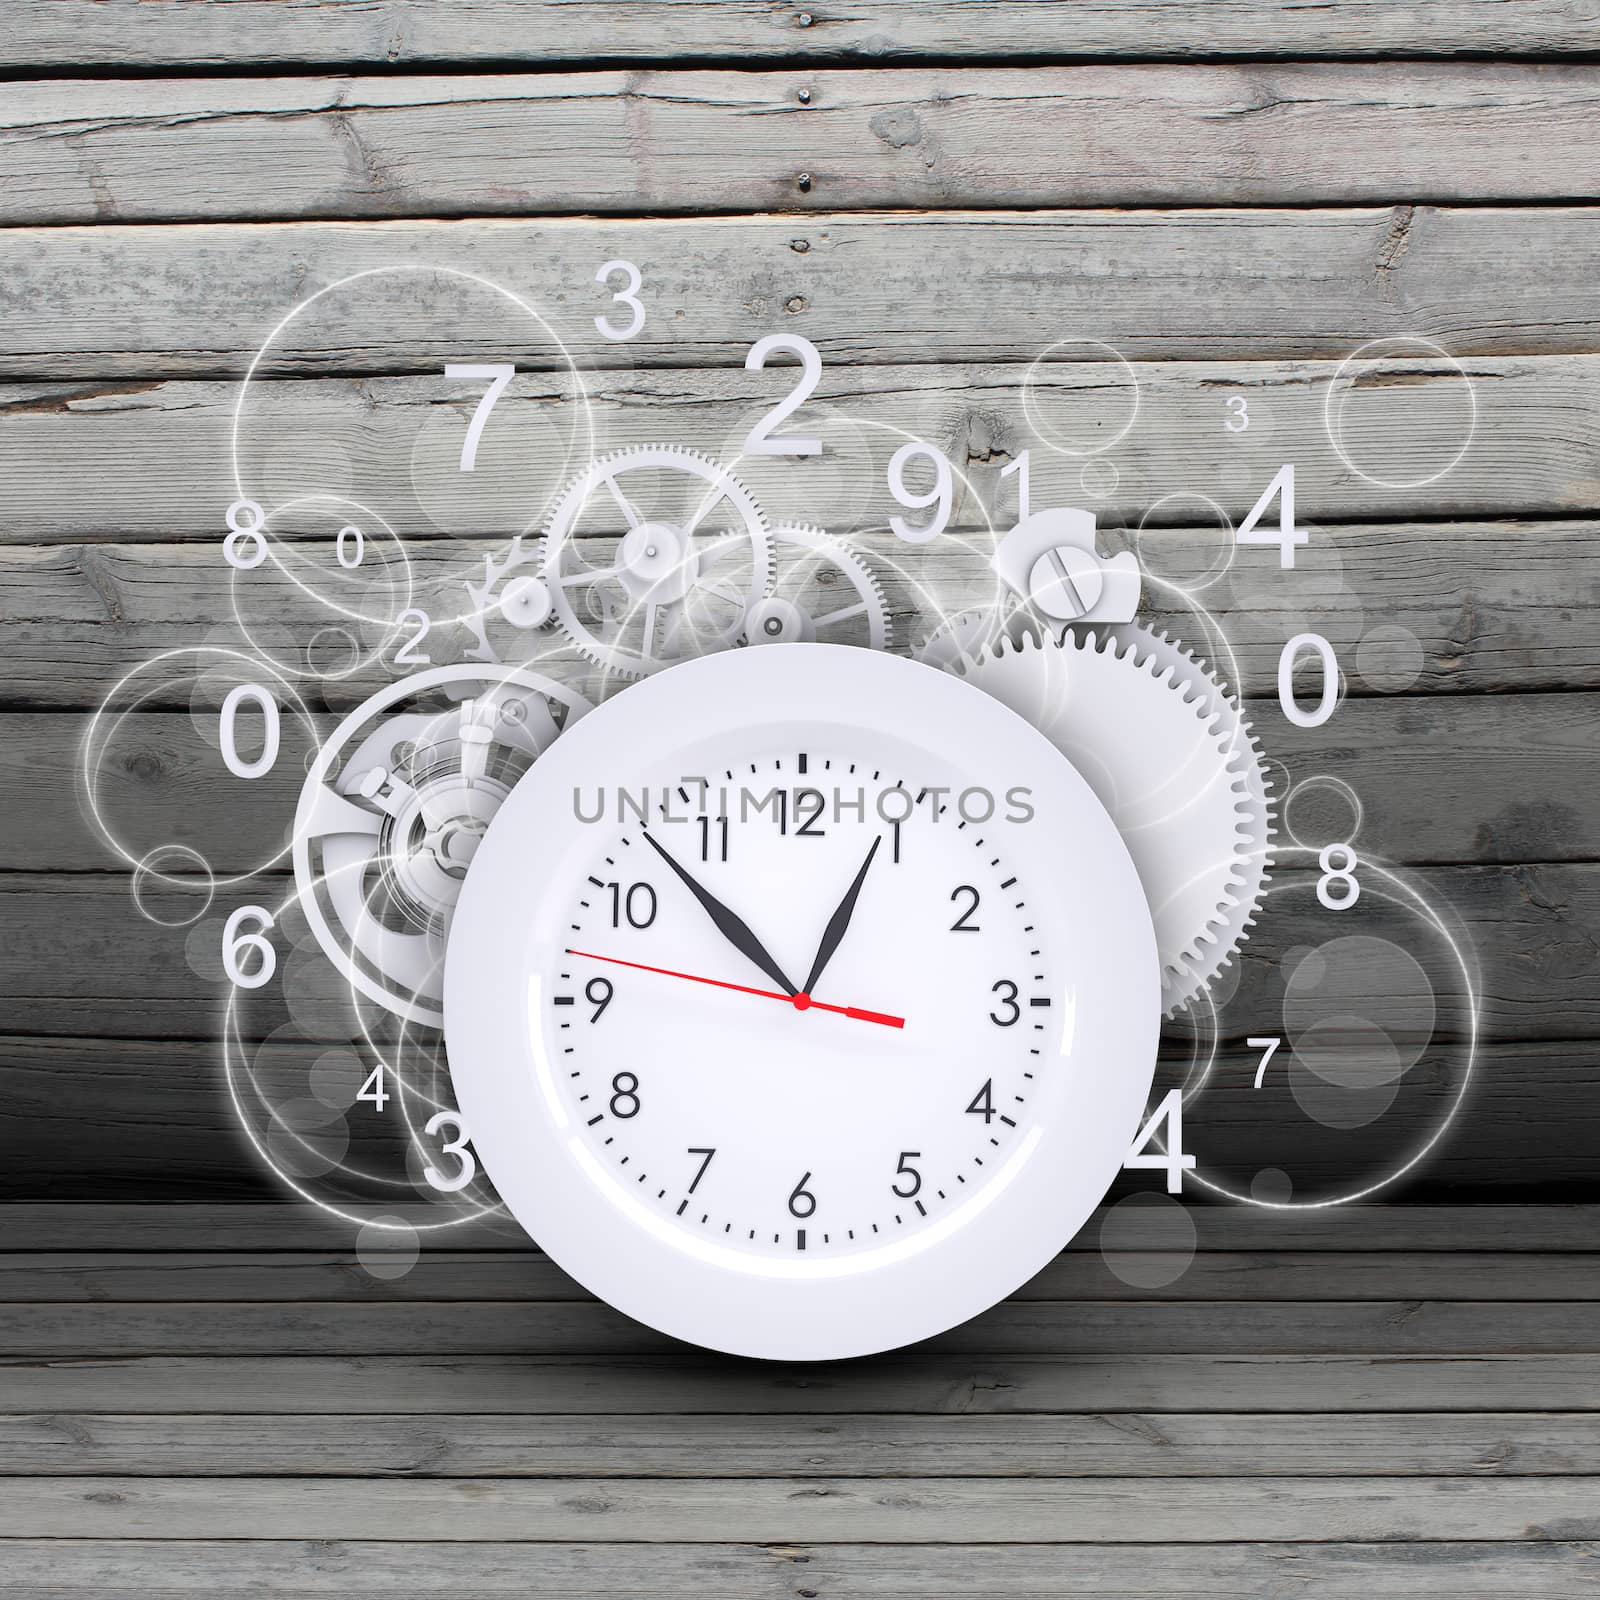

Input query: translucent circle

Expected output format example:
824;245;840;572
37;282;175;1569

1251;1167;1294;1204
1079;459;1120;499
1022;339;1140;457
1135;494;1236;591
131;846;215;927
1357;625;1425;693
1282;775;1365;853
1098;1193;1197;1288
306;626;363;679
81;647;322;888
357;1216;420;1281
184;916;227;982
310;1047;365;1110
266;1098;350;1179
1324;337;1477;489
1285;935;1436;1073
1290;1016;1404;1130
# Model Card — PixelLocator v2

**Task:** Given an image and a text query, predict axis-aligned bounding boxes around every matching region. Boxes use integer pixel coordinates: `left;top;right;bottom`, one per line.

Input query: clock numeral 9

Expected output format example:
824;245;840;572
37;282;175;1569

989;979;1020;1026
788;1172;817;1218
585;976;613;1022
950;885;981;932
609;1072;641;1119
606;881;657;929
891;1151;922;1199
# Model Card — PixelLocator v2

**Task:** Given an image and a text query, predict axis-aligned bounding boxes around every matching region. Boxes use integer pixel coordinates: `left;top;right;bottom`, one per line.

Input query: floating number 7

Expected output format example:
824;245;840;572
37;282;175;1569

1249;1036;1281;1088
444;363;514;471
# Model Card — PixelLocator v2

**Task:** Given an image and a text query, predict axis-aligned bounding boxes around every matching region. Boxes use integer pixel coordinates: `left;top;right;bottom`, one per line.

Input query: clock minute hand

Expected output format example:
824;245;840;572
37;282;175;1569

800;834;881;998
641;829;798;996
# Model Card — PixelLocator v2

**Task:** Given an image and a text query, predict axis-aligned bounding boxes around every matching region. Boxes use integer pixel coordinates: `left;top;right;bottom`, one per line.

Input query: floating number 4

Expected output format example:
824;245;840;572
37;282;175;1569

1123;1089;1196;1194
1236;463;1307;568
357;1065;389;1112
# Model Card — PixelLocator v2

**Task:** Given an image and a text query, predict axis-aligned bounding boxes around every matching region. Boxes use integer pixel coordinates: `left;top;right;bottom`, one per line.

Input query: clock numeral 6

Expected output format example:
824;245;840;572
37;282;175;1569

788;1172;817;1218
891;1151;922;1199
609;1072;641;1119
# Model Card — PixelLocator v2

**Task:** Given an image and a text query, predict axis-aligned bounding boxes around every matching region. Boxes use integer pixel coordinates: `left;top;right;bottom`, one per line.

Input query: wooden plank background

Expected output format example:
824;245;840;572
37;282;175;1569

0;3;1596;1595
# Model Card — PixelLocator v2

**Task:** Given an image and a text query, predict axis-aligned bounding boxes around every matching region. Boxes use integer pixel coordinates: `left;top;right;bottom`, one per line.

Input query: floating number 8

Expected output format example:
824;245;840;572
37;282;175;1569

223;499;267;569
1317;842;1360;910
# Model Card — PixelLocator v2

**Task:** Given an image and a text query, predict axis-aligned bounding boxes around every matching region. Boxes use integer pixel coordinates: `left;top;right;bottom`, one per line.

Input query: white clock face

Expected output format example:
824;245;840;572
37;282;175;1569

555;746;1052;1260
446;645;1160;1359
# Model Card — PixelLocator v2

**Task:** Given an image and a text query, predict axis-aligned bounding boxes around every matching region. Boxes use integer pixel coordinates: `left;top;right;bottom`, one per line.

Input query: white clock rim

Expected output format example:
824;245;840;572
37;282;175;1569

444;644;1160;1361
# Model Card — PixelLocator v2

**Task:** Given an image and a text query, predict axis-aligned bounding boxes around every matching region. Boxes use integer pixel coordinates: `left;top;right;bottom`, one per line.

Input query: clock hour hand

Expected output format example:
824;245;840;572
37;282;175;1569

800;834;881;998
641;829;798;996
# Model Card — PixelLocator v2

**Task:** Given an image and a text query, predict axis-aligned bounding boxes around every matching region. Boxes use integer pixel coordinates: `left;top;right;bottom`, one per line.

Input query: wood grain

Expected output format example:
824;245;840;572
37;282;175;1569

8;1;1600;70
5;66;1600;226
6;1351;1597;1415
3;209;1599;379
4;1409;1595;1478
0;1539;1589;1600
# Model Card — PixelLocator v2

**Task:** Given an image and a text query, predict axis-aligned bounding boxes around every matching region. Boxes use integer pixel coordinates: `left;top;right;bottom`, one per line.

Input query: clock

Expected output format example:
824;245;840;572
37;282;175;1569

445;643;1160;1359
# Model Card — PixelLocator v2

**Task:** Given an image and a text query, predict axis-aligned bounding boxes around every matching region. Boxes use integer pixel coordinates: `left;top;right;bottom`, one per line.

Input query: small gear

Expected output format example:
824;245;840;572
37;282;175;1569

956;624;1273;1013
745;525;890;651
459;536;554;665
293;664;592;1026
540;445;773;678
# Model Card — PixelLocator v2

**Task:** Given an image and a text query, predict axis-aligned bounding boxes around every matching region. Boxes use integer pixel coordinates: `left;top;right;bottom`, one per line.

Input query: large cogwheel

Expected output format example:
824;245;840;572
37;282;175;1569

540;445;773;678
956;624;1274;1014
745;524;891;651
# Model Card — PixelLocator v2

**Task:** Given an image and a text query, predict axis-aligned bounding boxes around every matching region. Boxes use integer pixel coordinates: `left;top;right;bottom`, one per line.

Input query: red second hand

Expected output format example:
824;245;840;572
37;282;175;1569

565;948;905;1029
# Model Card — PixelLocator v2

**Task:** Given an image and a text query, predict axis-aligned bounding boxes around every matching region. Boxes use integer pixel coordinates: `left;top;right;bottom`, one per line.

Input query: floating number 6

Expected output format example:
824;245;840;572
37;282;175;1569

223;905;276;989
424;1111;477;1193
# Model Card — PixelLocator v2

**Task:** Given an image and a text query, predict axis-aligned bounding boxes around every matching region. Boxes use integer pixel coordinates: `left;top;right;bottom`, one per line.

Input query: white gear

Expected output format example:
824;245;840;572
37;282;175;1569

540;445;773;678
293;664;592;1027
745;525;891;651
956;624;1273;1013
460;537;554;664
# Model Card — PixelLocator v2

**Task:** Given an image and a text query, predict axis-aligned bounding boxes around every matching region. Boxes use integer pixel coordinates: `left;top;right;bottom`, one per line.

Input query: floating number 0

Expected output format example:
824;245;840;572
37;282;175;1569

1278;632;1339;729
423;1111;477;1193
335;524;364;569
594;259;647;341
743;334;823;456
1317;842;1361;910
222;905;276;989
219;684;279;779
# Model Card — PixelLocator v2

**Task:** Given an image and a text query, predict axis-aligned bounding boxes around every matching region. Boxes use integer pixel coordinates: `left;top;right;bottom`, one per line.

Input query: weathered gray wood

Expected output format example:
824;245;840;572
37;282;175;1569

3;1472;1596;1541
6;1351;1596;1415
12;691;1598;877
0;1034;1587;1203
4;1297;1595;1358
4;209;1600;379
6;1200;1597;1252
6;359;1597;543
0;864;1590;1041
9;1;1600;70
6;68;1600;227
0;1540;1588;1600
5;1409;1594;1478
4;1249;1597;1305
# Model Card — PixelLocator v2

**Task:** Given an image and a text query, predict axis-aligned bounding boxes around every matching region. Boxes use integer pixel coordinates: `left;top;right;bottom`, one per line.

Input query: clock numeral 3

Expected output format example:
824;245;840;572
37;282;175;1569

989;979;1020;1026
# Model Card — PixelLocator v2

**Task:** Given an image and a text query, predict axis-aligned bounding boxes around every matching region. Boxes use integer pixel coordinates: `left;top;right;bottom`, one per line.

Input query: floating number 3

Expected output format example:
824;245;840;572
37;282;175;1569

594;259;647;341
423;1110;477;1193
1225;395;1249;432
1317;842;1361;910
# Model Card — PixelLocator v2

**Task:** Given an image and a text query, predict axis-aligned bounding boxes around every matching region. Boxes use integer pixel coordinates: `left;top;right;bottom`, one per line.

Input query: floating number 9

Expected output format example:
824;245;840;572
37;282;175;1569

423;1110;477;1193
1317;842;1361;910
223;905;276;989
888;440;953;543
219;684;279;779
